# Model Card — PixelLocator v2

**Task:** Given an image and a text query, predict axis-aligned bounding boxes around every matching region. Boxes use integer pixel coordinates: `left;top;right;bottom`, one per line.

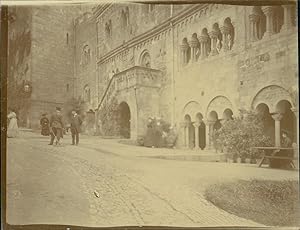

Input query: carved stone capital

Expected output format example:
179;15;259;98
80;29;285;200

271;113;283;121
220;25;231;35
262;6;275;16
189;40;200;48
204;120;216;126
193;122;201;128
249;13;260;23
208;30;219;39
199;34;209;43
180;43;189;51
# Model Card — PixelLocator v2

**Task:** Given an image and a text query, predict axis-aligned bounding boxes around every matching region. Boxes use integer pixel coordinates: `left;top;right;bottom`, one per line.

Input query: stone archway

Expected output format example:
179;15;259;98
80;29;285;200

118;101;131;139
256;103;275;144
184;114;195;149
251;85;294;113
276;100;297;143
195;112;206;150
206;95;233;119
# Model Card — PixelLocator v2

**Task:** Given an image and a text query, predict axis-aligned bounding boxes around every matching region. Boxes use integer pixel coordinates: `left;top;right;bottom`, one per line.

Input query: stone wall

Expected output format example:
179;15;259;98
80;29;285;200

74;12;97;111
29;5;81;128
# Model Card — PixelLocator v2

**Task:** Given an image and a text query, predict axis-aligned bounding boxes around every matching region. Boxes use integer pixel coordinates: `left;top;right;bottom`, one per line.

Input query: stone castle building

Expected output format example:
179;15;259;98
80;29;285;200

8;2;298;149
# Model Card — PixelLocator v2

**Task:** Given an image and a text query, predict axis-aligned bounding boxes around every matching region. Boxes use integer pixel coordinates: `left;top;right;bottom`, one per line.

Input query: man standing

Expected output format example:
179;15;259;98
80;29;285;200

70;110;82;145
49;107;64;146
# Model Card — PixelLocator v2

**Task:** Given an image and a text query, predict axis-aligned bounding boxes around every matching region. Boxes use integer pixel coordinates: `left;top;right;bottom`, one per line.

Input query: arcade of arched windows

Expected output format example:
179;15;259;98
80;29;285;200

249;5;296;42
181;107;234;150
180;17;234;65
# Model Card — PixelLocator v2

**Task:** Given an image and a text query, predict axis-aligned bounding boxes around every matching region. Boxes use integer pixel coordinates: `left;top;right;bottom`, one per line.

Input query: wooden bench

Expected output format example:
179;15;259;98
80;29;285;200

252;147;298;169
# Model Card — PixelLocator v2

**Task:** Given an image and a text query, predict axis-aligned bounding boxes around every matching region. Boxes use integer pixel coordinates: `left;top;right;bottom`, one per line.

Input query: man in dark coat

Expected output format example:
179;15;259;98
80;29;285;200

270;130;293;168
49;107;64;146
40;113;50;136
70;110;82;145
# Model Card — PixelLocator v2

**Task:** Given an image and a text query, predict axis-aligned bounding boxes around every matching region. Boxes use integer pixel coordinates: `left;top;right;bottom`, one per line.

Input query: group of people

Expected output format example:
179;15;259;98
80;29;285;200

40;107;82;146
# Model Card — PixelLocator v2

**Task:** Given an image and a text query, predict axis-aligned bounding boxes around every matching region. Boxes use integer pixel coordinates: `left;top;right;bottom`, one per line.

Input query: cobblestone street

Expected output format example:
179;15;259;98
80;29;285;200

7;132;298;227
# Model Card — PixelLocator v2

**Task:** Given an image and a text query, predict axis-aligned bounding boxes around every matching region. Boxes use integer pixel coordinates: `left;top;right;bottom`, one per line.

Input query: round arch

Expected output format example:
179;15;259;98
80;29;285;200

206;95;233;119
182;101;203;121
251;85;294;113
118;101;131;138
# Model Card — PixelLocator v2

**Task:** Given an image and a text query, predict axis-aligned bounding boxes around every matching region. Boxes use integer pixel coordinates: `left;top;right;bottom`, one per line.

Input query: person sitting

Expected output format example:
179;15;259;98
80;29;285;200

270;130;293;169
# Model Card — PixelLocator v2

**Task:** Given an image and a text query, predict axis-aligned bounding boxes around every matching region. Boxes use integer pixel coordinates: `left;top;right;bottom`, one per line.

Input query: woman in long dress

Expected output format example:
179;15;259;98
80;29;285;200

7;110;19;138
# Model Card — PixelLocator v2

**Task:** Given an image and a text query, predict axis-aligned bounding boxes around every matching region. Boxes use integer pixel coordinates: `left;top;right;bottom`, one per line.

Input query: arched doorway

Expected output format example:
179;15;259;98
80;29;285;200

196;112;206;150
276;100;297;143
256;103;274;144
184;114;195;149
118;102;131;138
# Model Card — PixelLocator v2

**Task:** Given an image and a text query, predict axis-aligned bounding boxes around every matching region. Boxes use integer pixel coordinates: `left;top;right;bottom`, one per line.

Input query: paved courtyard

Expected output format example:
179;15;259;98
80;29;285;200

6;131;298;227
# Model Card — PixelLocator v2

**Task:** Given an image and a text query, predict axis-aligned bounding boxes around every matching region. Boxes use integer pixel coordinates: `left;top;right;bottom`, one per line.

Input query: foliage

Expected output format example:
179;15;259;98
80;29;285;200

204;179;300;226
214;110;273;162
98;97;120;136
144;117;178;148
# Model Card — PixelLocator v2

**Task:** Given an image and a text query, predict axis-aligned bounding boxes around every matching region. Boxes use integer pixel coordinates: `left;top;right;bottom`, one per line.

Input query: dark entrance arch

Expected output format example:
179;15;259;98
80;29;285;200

196;112;206;150
118;102;131;139
276;100;297;142
184;114;195;148
256;103;274;144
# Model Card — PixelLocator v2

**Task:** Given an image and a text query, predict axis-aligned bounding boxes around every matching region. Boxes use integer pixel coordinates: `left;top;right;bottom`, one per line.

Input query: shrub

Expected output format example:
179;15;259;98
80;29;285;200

98;97;120;136
144;117;177;148
214;110;273;162
204;180;300;226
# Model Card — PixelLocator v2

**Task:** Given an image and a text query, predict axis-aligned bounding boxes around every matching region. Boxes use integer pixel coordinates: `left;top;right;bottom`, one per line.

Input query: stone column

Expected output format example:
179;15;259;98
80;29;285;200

193;122;200;150
184;122;190;148
205;120;216;149
281;5;293;32
179;122;187;148
290;107;298;143
272;113;283;147
180;43;189;65
199;35;209;59
208;31;219;56
249;13;260;41
220;26;230;51
262;6;275;38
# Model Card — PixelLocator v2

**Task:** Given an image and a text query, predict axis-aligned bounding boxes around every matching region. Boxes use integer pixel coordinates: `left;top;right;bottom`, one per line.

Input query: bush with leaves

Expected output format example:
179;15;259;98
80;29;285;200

214;110;273;163
98;97;120;136
144;117;177;148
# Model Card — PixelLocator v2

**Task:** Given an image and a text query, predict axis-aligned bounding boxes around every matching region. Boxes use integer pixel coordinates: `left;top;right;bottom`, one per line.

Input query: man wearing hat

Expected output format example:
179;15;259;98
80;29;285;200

49;107;65;146
70;110;82;145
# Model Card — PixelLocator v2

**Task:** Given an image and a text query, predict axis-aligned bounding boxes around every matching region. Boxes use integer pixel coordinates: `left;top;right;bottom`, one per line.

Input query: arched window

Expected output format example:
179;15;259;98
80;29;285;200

273;6;284;34
249;6;266;41
140;51;151;68
211;23;222;55
81;45;91;66
84;85;91;103
190;33;200;62
66;33;69;44
121;8;129;27
223;17;235;50
180;37;191;65
105;20;112;38
198;28;210;59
